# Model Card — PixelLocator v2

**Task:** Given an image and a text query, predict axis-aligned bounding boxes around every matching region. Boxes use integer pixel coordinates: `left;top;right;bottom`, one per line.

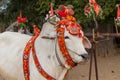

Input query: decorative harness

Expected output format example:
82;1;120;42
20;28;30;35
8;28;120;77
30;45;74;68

23;4;84;80
23;25;77;80
57;28;76;67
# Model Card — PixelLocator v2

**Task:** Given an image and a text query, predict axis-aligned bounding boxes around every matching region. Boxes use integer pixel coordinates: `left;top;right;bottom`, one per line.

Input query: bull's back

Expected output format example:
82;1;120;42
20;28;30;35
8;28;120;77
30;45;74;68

0;32;31;80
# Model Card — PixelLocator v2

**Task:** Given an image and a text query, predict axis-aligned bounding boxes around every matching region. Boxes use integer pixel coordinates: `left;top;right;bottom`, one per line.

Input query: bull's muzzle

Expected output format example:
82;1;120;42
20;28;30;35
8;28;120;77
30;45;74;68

81;54;89;60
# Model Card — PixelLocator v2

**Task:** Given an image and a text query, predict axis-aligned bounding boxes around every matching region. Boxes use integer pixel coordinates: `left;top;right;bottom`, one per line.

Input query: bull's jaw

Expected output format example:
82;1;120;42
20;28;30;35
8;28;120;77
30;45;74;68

58;68;68;80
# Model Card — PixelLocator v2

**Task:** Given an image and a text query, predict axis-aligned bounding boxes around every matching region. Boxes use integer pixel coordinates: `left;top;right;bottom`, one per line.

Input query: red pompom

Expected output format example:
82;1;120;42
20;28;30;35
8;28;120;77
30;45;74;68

17;16;27;23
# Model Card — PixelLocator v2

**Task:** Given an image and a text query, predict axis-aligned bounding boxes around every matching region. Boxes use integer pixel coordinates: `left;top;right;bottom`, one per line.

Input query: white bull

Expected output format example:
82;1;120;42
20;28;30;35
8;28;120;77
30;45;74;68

0;22;91;80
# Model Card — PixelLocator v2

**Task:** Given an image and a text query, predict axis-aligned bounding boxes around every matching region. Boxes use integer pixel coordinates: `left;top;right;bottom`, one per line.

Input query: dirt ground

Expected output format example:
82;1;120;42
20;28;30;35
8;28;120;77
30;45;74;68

0;53;120;80
65;53;120;80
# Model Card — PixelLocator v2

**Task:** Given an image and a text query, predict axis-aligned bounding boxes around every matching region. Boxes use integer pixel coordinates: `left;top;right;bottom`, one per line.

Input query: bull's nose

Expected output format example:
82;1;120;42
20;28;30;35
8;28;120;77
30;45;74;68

81;54;89;60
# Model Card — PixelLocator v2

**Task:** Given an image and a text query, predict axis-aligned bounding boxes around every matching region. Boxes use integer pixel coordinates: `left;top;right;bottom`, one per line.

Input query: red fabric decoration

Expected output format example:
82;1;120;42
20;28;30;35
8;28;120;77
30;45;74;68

89;0;101;15
56;5;83;37
17;17;27;23
58;18;69;25
17;12;27;23
89;0;96;3
117;5;120;18
56;18;82;37
84;4;92;16
66;22;81;35
56;5;74;17
93;3;100;15
57;10;67;17
68;9;74;15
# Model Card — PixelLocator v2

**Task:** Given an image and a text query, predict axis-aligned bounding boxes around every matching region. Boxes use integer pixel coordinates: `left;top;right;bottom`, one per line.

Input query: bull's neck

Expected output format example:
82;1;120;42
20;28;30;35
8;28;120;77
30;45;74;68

33;36;68;80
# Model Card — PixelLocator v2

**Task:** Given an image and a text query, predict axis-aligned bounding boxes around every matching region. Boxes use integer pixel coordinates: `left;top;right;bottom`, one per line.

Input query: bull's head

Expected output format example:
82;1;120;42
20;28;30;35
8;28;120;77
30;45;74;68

63;28;91;63
41;22;91;68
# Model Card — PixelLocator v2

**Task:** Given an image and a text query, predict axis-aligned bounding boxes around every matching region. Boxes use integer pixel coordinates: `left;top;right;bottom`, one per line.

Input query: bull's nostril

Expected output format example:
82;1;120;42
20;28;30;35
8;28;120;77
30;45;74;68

81;54;89;59
73;63;78;66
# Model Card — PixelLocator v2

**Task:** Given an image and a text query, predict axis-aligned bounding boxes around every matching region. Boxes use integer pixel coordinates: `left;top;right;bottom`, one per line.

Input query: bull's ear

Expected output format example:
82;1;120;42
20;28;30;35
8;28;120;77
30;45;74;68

83;36;92;49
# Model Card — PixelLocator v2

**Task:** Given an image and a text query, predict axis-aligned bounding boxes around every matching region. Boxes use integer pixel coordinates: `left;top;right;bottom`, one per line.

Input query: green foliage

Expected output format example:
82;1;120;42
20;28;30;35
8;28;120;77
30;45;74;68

117;19;120;27
19;23;26;28
0;0;120;31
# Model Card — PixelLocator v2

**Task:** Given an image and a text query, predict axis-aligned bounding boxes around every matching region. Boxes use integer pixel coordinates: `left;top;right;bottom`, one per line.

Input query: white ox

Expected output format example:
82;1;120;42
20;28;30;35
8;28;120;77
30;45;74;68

0;22;91;80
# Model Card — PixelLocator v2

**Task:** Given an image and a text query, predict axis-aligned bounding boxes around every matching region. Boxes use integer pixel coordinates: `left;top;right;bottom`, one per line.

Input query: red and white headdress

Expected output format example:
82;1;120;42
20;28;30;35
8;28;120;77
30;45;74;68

56;5;74;17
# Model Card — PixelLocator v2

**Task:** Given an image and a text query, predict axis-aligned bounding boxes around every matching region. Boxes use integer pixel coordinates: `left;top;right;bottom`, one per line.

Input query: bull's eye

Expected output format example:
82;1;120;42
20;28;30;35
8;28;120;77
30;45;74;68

65;36;69;39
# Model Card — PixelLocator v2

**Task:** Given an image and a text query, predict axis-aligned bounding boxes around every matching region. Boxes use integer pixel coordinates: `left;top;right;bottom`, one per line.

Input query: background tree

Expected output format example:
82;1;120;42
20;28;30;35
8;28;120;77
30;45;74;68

0;0;120;32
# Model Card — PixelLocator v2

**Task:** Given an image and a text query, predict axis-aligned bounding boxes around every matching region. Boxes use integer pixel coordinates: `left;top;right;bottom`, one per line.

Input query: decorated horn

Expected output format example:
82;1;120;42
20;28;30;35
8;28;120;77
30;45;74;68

50;3;54;17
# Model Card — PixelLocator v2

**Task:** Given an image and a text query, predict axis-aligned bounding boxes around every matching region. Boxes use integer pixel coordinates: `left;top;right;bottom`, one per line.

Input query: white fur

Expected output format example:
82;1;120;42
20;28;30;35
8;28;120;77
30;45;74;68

0;22;91;80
